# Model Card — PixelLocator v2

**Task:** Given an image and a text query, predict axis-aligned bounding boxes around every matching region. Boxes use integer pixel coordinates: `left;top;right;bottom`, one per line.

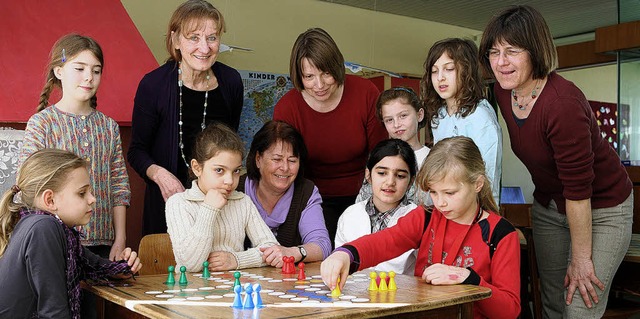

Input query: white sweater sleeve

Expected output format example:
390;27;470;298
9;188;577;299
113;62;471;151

166;194;219;272
232;197;279;269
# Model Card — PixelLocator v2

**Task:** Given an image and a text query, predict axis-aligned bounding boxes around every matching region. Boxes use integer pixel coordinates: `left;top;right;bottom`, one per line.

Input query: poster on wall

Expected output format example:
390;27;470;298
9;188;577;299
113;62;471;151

589;100;630;161
237;70;293;156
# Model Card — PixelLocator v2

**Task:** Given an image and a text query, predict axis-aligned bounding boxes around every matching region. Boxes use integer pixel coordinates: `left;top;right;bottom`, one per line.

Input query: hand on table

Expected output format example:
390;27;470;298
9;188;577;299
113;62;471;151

421;263;470;285
261;245;295;268
320;251;350;291
564;258;604;308
208;251;238;271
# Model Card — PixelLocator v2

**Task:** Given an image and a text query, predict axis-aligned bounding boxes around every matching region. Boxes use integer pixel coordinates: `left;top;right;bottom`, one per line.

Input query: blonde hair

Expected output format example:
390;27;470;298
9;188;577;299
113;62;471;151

38;34;104;111
416;136;498;213
0;149;86;256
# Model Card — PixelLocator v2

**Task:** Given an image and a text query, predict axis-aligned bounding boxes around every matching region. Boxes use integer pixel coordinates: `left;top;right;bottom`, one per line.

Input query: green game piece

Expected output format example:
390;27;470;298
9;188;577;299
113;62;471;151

179;266;188;285
233;271;241;288
165;265;175;285
202;261;210;279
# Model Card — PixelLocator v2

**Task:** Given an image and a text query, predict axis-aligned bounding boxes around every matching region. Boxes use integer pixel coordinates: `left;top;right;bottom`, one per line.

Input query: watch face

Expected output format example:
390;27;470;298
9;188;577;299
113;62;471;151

299;246;307;257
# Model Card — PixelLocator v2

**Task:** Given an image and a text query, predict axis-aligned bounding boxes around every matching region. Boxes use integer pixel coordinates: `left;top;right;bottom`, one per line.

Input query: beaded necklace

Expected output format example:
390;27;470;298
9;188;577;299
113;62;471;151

511;79;540;111
178;62;210;168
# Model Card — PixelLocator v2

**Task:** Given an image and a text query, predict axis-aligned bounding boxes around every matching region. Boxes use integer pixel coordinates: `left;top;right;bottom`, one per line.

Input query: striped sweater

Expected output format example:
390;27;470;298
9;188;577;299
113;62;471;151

166;181;279;271
19;105;130;246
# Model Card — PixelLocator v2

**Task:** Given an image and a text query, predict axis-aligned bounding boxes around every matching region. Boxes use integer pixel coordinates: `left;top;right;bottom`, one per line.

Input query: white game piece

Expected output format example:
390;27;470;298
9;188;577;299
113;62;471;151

186;296;205;301
216;284;232;288
199;287;215;290
316;290;331;294
352;273;367;277
291;297;309;301
145;291;163;295
260;289;274;293
283;278;298;281
311;275;322;279
305;288;321;292
167;298;186;302
210;271;224;275
294;285;310;289
164;289;180;293
192;274;202;277
301;300;320;303
278;294;296;299
268;279;283;283
259;277;273;281
205;295;223;299
268;291;285;296
156;294;174;298
181;288;198;292
223;293;237;298
310;284;325;287
339;295;357;300
351;298;370;303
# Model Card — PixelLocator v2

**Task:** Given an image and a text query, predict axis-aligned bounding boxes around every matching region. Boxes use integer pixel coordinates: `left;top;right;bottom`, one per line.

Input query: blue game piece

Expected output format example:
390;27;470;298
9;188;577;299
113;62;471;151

253;283;263;308
232;285;243;309
243;284;254;309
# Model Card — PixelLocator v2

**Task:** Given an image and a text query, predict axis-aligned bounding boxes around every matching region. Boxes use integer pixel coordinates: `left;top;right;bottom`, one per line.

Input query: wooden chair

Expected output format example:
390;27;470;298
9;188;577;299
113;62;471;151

500;204;542;319
137;233;176;275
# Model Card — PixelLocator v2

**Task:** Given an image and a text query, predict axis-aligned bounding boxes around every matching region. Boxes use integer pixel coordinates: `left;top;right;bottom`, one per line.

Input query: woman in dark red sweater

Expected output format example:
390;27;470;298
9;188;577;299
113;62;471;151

479;5;633;318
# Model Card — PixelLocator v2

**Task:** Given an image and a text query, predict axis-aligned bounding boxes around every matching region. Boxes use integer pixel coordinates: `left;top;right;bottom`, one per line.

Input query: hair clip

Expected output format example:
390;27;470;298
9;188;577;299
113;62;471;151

391;87;419;99
61;49;66;63
11;185;21;194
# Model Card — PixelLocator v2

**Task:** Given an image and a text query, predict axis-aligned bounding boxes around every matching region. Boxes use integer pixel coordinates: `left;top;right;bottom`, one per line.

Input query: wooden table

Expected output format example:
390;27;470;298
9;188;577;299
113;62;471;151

87;262;491;319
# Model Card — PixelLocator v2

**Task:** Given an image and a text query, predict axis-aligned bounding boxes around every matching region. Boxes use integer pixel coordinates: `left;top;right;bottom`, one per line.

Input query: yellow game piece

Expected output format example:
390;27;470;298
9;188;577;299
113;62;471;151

388;271;397;291
330;277;341;297
368;271;378;291
378;272;388;291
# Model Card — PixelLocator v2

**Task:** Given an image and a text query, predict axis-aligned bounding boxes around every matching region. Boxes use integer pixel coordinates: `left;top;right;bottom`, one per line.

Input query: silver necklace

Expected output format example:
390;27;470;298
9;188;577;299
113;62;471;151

178;62;210;168
511;79;540;111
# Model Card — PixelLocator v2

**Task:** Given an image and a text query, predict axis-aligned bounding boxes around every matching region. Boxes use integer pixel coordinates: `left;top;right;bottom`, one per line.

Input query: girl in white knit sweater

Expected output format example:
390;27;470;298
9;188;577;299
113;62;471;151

166;123;278;272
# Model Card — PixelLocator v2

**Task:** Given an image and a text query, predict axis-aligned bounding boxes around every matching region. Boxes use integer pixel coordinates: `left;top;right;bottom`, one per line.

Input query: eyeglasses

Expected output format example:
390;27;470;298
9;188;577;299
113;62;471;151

486;48;527;60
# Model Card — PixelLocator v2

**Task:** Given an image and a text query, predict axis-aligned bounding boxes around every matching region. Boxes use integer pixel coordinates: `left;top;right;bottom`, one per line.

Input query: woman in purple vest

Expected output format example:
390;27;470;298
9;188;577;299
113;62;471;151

240;120;331;267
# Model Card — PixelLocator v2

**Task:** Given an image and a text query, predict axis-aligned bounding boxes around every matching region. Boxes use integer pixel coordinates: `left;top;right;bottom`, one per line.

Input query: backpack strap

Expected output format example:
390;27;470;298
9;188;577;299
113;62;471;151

481;217;516;259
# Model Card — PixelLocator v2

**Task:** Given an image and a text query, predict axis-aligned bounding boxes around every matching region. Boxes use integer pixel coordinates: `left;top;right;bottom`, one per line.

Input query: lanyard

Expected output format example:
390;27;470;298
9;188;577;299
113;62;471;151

430;204;483;266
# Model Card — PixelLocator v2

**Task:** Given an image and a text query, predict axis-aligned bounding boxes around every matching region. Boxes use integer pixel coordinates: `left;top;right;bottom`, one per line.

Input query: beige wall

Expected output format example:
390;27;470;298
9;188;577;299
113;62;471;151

121;0;479;75
121;0;619;204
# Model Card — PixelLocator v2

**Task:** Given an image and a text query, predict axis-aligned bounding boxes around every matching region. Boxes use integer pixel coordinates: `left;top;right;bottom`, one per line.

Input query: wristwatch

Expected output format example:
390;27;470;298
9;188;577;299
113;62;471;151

297;245;307;262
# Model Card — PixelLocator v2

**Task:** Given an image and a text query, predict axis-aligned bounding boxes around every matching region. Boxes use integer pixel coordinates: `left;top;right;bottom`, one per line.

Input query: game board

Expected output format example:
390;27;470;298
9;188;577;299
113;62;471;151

88;262;492;319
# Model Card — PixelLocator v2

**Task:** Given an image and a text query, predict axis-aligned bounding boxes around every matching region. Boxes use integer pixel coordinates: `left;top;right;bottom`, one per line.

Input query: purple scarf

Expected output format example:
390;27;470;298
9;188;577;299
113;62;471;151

19;209;134;319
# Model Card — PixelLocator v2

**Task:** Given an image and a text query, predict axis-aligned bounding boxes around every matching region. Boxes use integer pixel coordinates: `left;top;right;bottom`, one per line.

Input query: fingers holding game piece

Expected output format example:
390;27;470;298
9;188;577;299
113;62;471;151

320;251;350;290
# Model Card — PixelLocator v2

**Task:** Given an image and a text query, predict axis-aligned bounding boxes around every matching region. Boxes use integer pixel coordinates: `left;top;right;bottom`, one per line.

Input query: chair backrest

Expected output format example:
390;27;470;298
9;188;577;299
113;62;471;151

0;129;25;196
138;233;176;275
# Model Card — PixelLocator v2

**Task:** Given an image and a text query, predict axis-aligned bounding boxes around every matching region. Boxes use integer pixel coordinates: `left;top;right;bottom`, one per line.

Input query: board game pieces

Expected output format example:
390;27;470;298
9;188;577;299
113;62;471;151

297;262;306;280
330;277;341;297
368;271;378;291
253;283;263;308
243;283;255;309
202;261;210;279
378;272;388;291
165;265;176;285
388;271;397;291
233;271;241;288
232;284;243;308
179;266;188;285
281;256;296;274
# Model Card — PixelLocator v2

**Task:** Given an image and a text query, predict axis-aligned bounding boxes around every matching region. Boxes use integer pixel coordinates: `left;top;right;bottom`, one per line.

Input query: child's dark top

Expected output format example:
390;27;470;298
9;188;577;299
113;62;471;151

0;214;122;318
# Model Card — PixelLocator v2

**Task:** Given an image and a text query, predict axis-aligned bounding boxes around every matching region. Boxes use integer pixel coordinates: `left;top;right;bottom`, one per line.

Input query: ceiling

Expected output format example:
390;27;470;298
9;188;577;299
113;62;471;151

318;0;638;42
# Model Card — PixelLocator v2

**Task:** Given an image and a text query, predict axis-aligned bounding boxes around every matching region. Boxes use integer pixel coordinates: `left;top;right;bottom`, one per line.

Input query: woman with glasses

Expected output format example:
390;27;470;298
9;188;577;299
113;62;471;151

480;5;633;318
128;0;244;235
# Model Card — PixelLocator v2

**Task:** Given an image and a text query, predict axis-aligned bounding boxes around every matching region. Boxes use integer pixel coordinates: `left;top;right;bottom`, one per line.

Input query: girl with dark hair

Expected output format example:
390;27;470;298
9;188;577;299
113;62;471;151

336;139;418;275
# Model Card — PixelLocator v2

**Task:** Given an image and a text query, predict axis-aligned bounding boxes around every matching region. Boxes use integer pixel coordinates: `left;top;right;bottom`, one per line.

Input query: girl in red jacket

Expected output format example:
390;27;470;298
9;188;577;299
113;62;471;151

321;136;520;319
